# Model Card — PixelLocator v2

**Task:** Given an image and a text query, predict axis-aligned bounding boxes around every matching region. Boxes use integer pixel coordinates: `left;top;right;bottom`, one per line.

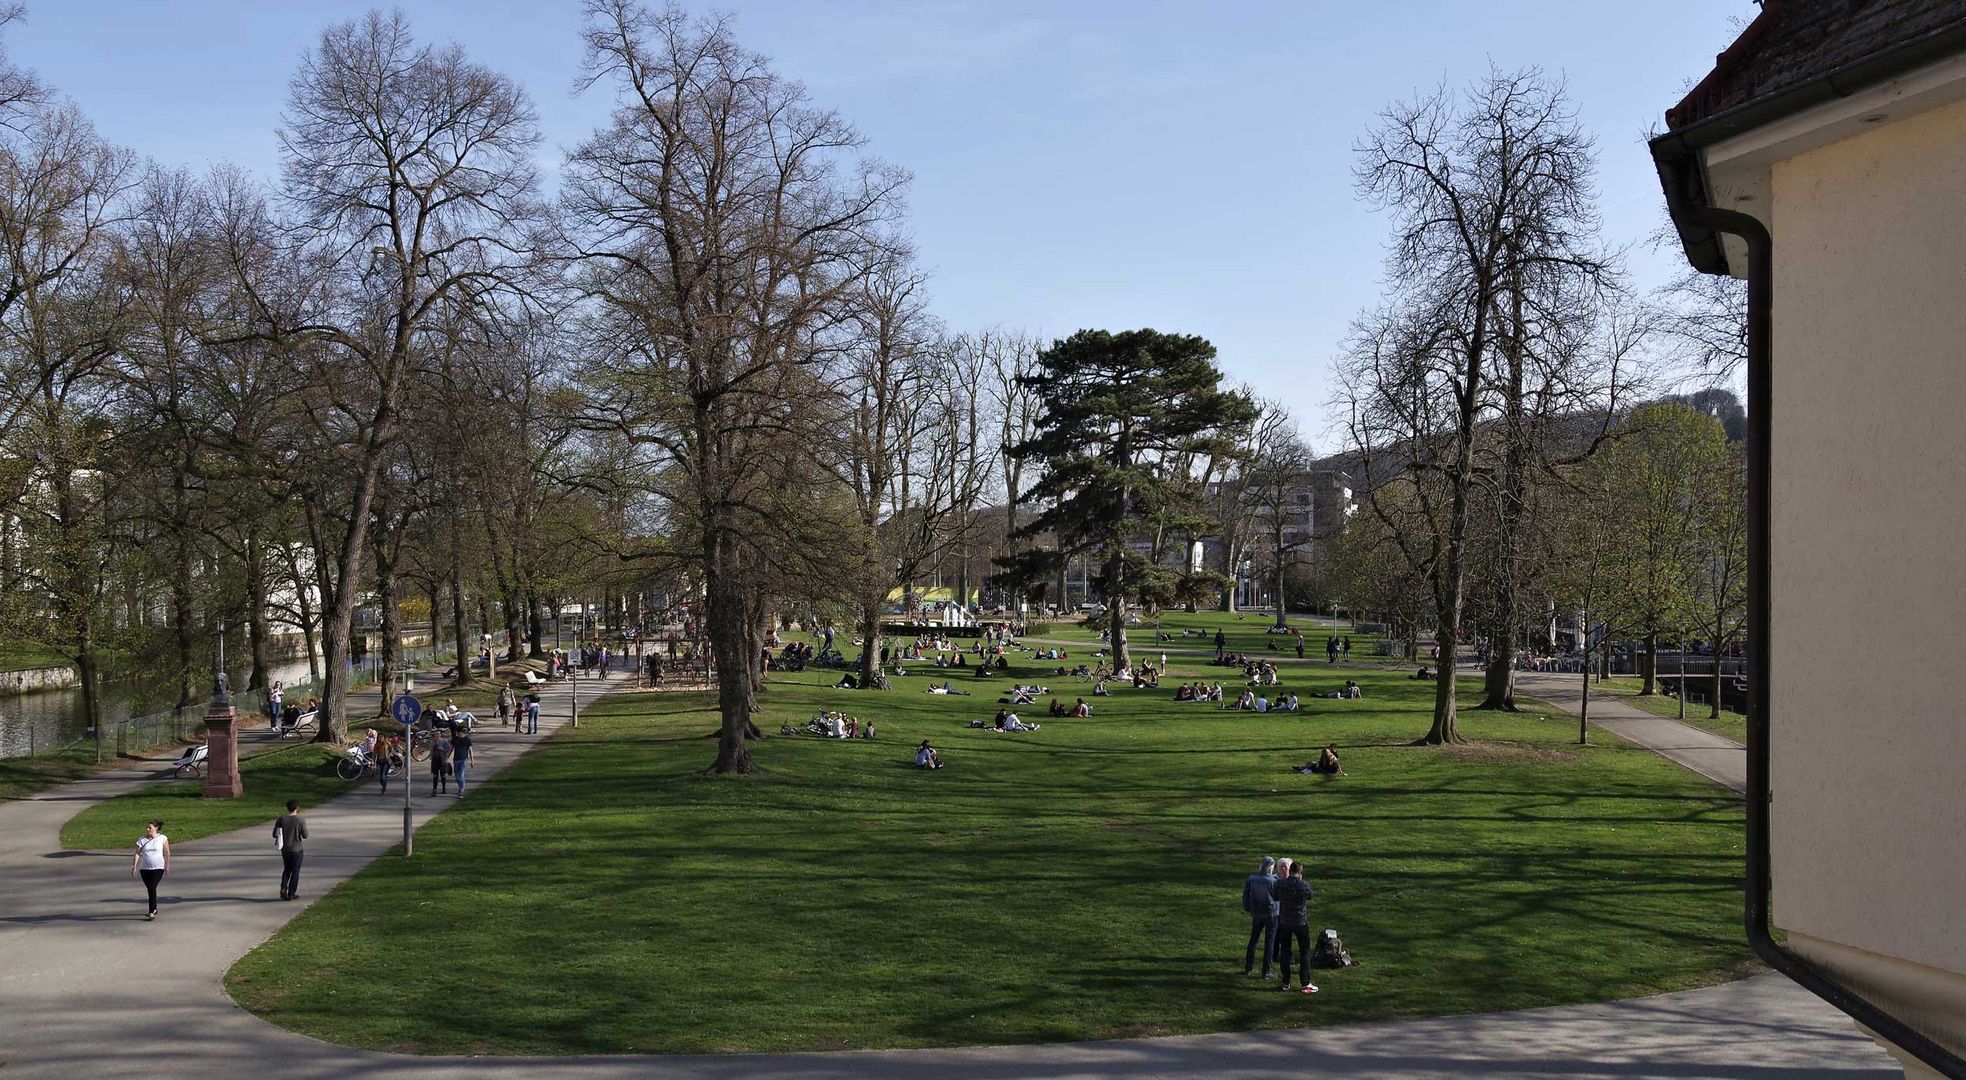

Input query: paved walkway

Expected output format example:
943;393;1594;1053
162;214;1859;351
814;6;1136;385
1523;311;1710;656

1513;671;1747;793
0;662;1893;1078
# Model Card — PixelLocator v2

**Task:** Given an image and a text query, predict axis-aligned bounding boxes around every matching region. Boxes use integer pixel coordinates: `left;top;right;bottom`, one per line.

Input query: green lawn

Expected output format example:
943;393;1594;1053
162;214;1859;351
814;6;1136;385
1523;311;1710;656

0;640;70;672
60;744;359;849
0;743;99;801
1601;677;1747;745
224;650;1751;1056
1028;610;1406;667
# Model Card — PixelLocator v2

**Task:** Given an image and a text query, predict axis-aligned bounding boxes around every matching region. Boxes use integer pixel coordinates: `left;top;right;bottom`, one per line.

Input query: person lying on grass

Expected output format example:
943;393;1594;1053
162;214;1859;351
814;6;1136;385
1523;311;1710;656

926;681;969;696
1294;746;1343;775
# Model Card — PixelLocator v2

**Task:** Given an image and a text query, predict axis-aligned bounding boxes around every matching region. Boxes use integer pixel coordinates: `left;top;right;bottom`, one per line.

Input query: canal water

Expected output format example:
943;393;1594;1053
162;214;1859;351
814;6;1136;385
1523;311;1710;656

1;654;329;759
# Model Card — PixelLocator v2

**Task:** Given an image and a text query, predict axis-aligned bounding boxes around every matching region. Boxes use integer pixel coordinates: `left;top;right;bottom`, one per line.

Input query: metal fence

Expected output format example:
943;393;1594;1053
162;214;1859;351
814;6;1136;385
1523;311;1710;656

67;642;457;762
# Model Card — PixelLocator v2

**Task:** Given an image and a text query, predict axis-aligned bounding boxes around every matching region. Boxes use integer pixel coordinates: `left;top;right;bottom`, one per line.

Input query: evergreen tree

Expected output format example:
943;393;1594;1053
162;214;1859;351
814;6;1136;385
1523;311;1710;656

1004;329;1253;672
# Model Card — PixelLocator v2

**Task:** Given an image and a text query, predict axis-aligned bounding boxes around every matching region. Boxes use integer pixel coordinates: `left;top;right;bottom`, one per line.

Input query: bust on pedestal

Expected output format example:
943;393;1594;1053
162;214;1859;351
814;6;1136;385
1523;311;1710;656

202;669;244;799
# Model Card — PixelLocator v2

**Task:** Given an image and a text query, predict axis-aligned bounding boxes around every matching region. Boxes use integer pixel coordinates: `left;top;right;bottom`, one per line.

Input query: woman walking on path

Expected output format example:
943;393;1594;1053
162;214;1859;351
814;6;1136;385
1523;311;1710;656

451;728;474;797
131;820;170;920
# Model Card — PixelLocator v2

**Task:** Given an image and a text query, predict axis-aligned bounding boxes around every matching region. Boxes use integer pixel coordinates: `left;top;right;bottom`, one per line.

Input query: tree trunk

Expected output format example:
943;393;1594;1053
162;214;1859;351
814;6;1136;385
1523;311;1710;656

245;536;272;693
450;566;469;689
1640;630;1658;695
1273;550;1288;629
706;532;756;774
1578;639;1591;745
374;538;399;713
1477;582;1519;711
1711;618;1726;720
291;552;321;685
858;598;882;688
170;571;196;710
527;590;546;659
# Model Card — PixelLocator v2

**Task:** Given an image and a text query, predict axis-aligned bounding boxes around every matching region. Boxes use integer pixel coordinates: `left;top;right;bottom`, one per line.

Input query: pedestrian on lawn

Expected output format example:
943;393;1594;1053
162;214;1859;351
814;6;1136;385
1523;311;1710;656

1273;860;1318;994
1296;638;1305;659
1242;856;1280;978
273;800;307;900
430;730;453;795
1341;637;1352;659
131;819;170;920
452;728;474;797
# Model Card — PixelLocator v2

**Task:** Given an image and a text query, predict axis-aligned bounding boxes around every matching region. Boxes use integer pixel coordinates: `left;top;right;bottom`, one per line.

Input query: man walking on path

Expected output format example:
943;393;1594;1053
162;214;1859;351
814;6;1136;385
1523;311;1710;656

1274;860;1317;994
272;800;307;901
452;728;474;797
1242;856;1280;978
429;731;453;796
1326;636;1338;664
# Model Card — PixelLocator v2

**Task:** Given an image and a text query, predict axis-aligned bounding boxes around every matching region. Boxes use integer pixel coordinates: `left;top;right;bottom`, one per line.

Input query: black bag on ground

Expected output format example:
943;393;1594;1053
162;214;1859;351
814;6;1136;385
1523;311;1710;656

1311;928;1356;968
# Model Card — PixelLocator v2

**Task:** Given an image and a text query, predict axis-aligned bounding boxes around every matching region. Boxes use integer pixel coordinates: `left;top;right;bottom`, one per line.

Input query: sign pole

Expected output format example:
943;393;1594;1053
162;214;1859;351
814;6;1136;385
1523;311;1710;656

391;679;422;858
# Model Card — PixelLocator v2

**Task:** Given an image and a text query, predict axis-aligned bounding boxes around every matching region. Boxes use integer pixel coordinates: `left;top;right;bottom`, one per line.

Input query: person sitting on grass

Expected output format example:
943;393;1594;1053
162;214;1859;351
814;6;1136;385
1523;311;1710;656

1343;680;1363;699
1281;693;1300;712
916;740;943;769
1071;697;1091;718
1049;697;1065;716
1233;688;1256;711
1093;680;1111;697
835;672;859;689
1174;683;1195;702
1255;694;1271;713
1412;666;1435;680
1001;712;1039;732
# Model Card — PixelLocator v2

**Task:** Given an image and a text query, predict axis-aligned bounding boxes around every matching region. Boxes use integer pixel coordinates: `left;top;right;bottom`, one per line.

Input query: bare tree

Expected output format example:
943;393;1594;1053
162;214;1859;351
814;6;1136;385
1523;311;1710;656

566;1;904;772
222;11;540;743
1343;69;1606;744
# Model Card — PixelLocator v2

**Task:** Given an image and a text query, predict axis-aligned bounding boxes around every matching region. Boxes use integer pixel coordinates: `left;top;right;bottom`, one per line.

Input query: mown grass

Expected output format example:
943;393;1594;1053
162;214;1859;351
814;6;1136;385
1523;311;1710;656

1600;676;1747;744
224;646;1750;1056
0;743;99;801
60;744;357;849
0;640;70;672
1021;610;1405;666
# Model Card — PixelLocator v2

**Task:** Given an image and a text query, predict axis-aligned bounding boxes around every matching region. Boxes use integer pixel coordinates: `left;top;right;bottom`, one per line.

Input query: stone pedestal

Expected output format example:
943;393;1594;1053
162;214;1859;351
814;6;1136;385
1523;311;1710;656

202;704;244;799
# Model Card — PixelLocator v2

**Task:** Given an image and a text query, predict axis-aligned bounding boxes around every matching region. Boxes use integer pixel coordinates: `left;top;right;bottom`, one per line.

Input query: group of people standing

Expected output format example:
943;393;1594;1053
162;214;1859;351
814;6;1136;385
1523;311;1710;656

1242;856;1320;994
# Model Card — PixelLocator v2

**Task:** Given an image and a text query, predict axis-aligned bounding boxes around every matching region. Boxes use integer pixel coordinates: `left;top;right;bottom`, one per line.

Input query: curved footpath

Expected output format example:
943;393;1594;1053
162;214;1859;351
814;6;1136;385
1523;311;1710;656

0;666;1894;1078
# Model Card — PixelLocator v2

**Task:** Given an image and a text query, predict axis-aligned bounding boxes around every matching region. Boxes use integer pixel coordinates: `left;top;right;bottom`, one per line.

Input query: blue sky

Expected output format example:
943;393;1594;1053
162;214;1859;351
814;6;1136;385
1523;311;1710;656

11;1;1747;438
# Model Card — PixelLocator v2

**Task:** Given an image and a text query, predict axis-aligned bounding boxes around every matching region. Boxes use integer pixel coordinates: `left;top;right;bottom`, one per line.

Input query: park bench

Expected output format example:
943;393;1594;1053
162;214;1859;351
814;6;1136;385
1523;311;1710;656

280;709;317;738
524;670;547;688
171;743;208;777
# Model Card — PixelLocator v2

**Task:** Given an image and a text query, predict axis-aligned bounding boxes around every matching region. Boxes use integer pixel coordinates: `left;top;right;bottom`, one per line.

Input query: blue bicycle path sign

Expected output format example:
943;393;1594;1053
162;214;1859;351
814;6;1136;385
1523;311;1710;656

391;694;423;729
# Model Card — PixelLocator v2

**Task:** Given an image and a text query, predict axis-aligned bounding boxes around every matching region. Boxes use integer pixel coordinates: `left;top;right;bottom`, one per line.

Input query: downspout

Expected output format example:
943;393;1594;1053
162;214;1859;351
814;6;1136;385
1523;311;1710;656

1693;204;1966;1079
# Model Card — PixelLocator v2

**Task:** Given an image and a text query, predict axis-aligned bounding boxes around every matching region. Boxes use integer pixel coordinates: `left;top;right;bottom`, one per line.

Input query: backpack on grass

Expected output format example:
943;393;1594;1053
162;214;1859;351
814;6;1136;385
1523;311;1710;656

1311;928;1355;968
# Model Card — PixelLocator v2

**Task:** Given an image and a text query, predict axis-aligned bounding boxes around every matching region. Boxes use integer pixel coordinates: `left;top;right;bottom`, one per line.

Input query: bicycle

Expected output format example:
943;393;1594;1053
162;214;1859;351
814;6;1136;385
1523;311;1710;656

335;745;407;781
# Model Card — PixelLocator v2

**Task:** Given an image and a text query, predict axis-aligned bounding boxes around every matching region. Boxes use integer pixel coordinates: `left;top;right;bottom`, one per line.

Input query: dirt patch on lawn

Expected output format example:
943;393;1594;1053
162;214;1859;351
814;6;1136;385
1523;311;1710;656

1438;741;1578;765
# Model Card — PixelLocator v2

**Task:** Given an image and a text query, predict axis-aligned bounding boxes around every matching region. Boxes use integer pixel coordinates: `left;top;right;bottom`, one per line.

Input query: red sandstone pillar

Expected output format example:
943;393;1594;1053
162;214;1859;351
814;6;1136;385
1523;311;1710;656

202;678;244;799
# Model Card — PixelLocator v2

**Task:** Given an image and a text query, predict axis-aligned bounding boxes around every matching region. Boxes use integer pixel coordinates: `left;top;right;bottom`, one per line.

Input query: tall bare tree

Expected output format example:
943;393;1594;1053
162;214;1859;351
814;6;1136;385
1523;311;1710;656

1343;69;1606;744
566;1;904;772
223;11;540;743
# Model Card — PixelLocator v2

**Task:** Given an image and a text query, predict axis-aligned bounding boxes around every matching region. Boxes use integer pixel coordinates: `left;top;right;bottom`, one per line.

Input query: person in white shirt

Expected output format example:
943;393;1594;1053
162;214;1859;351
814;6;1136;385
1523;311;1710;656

131;819;170;920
